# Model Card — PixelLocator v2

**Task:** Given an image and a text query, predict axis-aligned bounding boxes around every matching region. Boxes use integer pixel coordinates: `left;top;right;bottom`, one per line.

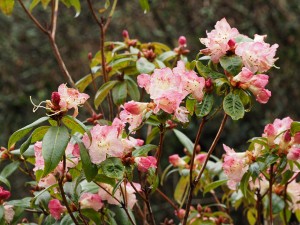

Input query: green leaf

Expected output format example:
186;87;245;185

219;55;243;76
125;76;140;101
132;144;157;157
112;206;136;225
174;176;189;206
247;208;257;225
94;80;118;109
146;127;159;144
112;81;127;105
29;0;40;11
186;98;196;115
75;72;101;92
42;126;70;176
94;174;115;186
138;0;150;13
8;116;49;149
61;0;81;17
60;214;76;225
81;208;102;224
20;134;32;155
214;78;230;95
62;115;91;141
0;161;20;178
7;197;32;207
0;176;10;189
0;0;14;15
158;51;177;62
109;58;136;72
147;167;159;192
203;179;228;195
74;137;97;182
173;129;194;154
100;157;124;179
240;171;251;197
223;93;245;120
136;57;155;74
195;93;214;117
41;0;50;8
195;60;225;79
99;0;110;13
31;126;50;143
0;205;3;222
291;121;300;136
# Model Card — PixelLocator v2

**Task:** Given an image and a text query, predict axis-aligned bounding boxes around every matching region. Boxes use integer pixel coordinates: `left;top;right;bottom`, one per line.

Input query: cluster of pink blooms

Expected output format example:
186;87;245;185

47;84;89;117
200;18;278;104
120;60;205;131
0;186;14;223
222;117;300;197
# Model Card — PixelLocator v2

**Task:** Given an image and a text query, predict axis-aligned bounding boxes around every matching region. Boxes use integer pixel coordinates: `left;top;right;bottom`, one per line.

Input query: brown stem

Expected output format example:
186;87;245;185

156;188;178;210
77;207;89;225
58;155;80;225
283;183;288;225
182;114;228;225
120;184;136;225
50;0;59;39
155;124;165;175
144;188;156;225
255;188;262;225
269;164;274;225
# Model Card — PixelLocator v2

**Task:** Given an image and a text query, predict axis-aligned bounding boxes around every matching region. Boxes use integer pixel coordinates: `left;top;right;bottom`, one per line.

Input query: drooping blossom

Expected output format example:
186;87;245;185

79;193;103;211
3;204;14;223
222;144;249;190
200;18;239;63
169;154;187;167
0;186;11;200
232;67;271;104
98;182;141;209
235;34;278;73
82;118;125;164
52;84;89;117
48;199;66;220
135;156;157;172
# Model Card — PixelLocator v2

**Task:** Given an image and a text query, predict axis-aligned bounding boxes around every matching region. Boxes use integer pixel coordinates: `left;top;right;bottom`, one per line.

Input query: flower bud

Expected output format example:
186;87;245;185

175;209;186;220
51;92;61;107
88;52;93;61
227;39;236;49
169;154;187;167
0;187;11;200
122;30;129;39
178;36;187;47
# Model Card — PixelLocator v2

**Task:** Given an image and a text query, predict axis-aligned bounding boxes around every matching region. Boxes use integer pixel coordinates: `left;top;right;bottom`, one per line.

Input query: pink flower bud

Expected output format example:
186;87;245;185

169;154;186;167
283;130;292;143
48;199;66;220
122;30;129;39
178;36;187;46
0;186;11;200
175;209;186;219
135;156;157;172
79;193;103;211
227;39;236;49
88;52;93;61
194;153;207;165
51;92;61;107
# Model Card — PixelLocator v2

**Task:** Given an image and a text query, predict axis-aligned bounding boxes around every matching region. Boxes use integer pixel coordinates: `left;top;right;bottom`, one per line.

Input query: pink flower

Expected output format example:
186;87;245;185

287;146;300;161
38;173;57;188
33;141;44;172
287;180;300;212
123;101;149;115
232;67;271;104
222;144;249;190
48;199;66;220
235;34;278;73
200;18;239;63
194;153;207;165
135;156;157;172
178;36;187;47
0;186;11;200
79;193;103;211
169;154;187;167
98;182;141;209
82;118;125;164
3;204;14;223
57;84;90;117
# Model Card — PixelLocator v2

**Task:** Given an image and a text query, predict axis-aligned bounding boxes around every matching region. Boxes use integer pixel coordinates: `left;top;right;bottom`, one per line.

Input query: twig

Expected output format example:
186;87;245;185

50;0;59;39
269;164;274;225
155;124;165;175
156;188;178;210
144;188;156;225
120;184;136;225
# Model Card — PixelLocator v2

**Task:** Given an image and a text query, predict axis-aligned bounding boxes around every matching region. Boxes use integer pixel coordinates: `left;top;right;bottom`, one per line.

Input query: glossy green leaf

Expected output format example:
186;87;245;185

136;57;155;74
94;80;118;109
203;179;228;195
0;176;10;189
0;161;20;178
219;55;243;76
75;71;102;92
20;134;32;155
0;205;4;222
94;174;115;186
234;89;252;112
125;76;140;101
62;115;91;141
158;51;177;62
42;126;70;176
112;81;127;105
8;116;49;149
291;121;300;136
214;78;230;95
138;0;150;13
223;93;245;120
81;208;102;224
31;126;50;143
186;98;196;115
112;206;136;225
0;0;14;15
240;171;251;198
132;144;157;157
195;60;225;79
74;137;97;182
173;129;194;154
100;157;124;179
195;93;214;117
7;197;32;207
174;176;189;205
109;58;136;72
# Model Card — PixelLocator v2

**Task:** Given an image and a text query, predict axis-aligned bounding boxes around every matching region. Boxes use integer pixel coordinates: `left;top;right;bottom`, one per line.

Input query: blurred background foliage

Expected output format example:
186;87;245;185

1;0;300;223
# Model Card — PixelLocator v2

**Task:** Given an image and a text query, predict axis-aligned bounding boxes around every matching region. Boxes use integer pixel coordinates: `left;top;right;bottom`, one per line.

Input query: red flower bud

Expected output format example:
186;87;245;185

122;30;129;39
178;36;187;46
88;52;93;61
51;92;61;107
0;186;11;200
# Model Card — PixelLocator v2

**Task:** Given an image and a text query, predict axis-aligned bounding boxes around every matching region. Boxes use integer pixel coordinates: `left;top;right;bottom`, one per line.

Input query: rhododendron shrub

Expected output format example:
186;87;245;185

1;2;298;224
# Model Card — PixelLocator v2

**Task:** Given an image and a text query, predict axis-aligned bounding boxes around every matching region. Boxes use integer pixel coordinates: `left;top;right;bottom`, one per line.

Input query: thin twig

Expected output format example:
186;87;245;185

50;0;59;39
269;164;274;225
120;184;136;225
156;188;178;210
155;124;165;175
144;188;156;225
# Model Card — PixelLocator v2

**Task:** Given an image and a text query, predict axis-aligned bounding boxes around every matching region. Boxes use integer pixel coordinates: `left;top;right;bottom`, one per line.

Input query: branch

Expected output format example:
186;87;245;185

156;188;178;210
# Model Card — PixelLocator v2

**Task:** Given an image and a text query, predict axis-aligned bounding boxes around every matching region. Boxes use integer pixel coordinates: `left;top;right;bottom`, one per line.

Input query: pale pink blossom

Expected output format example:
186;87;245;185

222;144;249;190
194;153;207;165
38;173;57;188
98;182;141;209
200;18;239;63
48;199;66;220
287;146;300;161
232;67;271;103
174;106;189;123
57;84;90;117
82;119;125;164
33;141;44;172
3;204;14;223
169;154;187;167
120;108;144;132
135;156;157;172
235;35;278;73
287;180;300;212
250;175;269;195
123;101;149;115
79;193;103;211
